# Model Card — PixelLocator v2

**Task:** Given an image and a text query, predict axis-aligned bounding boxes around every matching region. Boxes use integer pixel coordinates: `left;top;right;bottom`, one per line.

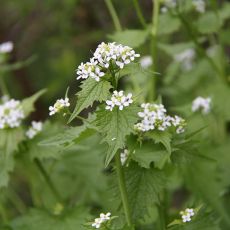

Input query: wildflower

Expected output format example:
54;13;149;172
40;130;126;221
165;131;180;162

192;0;205;13
140;55;153;69
105;91;133;111
92;212;111;229
0;41;13;54
192;96;211;114
180;208;195;223
174;48;196;71
49;97;70;116
76;42;140;82
120;149;129;165
25;121;43;139
0;99;25;129
76;58;105;81
134;103;186;134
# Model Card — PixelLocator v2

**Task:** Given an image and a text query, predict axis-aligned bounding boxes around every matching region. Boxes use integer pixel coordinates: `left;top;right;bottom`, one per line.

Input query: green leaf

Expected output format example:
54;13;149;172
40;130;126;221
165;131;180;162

0;155;14;188
68;78;112;123
108;29;149;48
196;12;222;34
131;140;170;169
125;162;165;221
21;89;46;117
10;206;90;230
93;105;139;166
146;131;172;154
158;14;181;35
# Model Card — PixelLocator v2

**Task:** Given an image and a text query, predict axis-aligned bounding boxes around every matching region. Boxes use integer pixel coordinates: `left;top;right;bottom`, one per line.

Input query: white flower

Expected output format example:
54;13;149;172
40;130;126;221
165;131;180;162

192;0;205;13
192;96;211;114
164;0;177;8
121;149;129;165
105;91;133;111
92;212;111;229
76;58;105;81
140;55;153;69
49;97;70;116
0;99;25;129
135;103;186;134
174;48;196;71
1;95;10;103
0;41;13;54
180;208;195;223
25;121;43;139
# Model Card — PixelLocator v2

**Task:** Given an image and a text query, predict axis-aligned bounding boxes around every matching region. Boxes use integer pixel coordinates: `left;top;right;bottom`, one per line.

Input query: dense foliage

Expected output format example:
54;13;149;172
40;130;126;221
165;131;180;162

0;0;230;229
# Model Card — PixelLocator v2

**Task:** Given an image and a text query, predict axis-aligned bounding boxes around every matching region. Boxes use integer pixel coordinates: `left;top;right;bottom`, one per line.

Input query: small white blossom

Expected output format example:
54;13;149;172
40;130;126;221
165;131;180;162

140;55;153;69
105;91;133;111
180;208;195;223
192;0;205;13
0;99;25;129
174;48;196;71
92;212;111;229
192;96;211;114
0;41;13;54
49;97;70;116
25;121;43;139
135;103;186;134
164;0;177;8
1;95;10;103
120;149;129;165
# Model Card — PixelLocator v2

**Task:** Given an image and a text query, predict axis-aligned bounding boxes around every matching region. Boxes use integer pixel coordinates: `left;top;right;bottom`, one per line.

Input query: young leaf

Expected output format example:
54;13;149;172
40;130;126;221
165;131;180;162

93;105;139;166
125;162;166;221
108;29;149;48
21;89;46;117
0;155;14;188
68;78;112;123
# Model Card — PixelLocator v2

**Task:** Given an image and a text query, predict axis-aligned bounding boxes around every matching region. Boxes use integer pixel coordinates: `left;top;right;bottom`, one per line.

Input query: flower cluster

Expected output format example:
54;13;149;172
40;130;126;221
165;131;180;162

76;42;140;81
25;121;43;139
180;208;195;223
120;149;129;165
92;212;111;229
105;91;133;111
49;97;70;116
0;41;13;54
192;96;211;114
161;0;177;13
174;48;196;71
192;0;205;13
0;99;25;129
134;103;186;134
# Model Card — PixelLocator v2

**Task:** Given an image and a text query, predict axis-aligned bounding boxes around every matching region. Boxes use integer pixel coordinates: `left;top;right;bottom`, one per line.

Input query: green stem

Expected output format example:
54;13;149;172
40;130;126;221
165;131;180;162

0;203;8;224
104;0;122;32
0;75;9;95
148;0;160;102
132;0;147;28
115;153;133;228
34;158;62;202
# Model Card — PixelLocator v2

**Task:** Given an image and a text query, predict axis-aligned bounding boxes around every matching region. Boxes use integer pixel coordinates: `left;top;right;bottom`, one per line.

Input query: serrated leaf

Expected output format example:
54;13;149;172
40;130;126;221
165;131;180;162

93;105;139;166
146;131;172;154
131;140;170;169
69;78;112;123
108;29;149;48
10;206;90;230
21;89;46;117
125;162;165;221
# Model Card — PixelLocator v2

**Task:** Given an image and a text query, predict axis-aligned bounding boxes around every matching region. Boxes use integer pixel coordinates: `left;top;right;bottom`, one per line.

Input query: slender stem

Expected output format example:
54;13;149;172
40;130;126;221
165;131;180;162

104;0;122;32
115;153;132;228
148;0;160;101
0;76;9;95
34;158;62;202
0;203;8;224
132;0;147;28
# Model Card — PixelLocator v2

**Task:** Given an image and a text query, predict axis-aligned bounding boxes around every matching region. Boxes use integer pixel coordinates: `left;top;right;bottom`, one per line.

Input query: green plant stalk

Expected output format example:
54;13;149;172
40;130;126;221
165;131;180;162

115;153;133;228
0;203;8;224
34;158;62;202
104;0;122;32
148;0;160;102
132;0;147;28
0;75;9;95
